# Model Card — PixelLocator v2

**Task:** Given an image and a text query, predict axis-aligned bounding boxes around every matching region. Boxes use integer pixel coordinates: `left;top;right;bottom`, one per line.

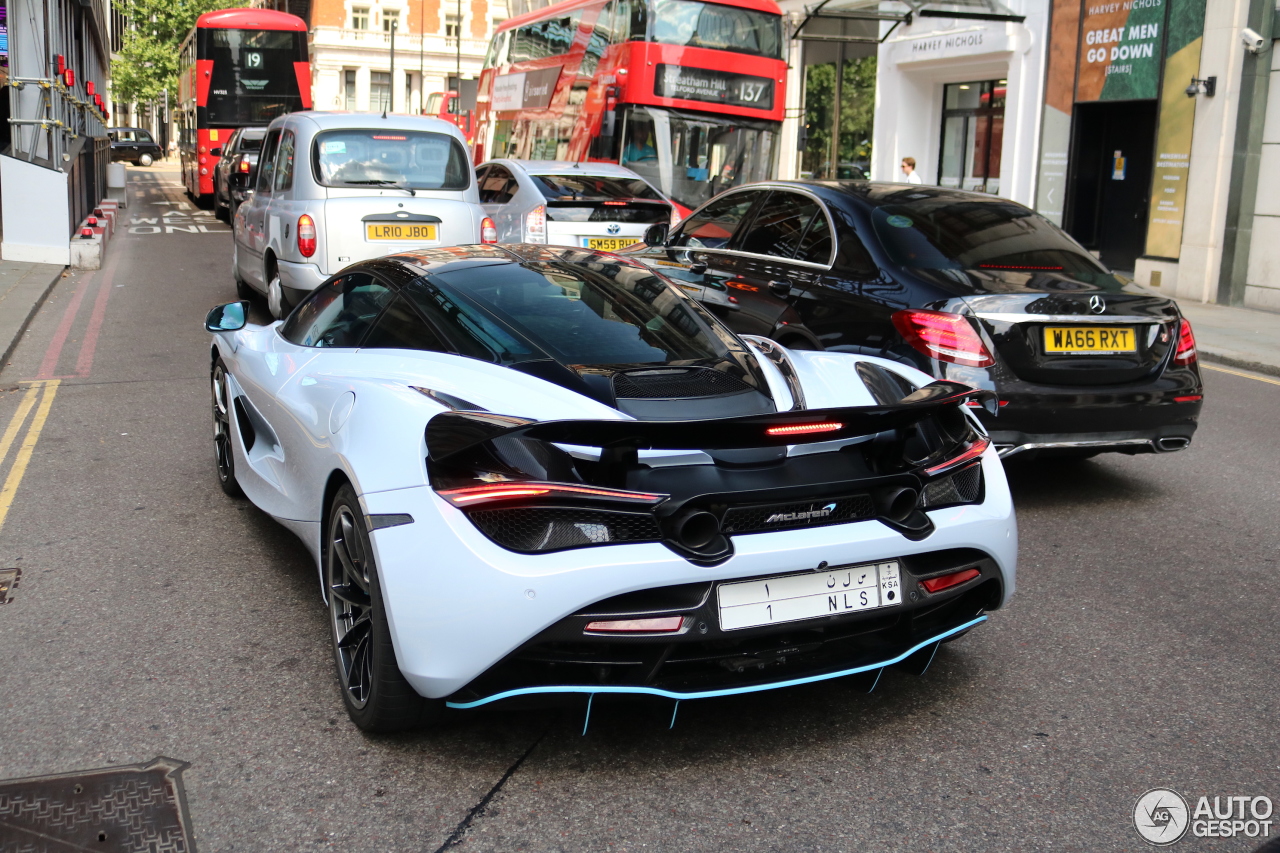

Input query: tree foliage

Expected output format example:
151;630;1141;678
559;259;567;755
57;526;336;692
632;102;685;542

802;55;877;177
112;0;240;104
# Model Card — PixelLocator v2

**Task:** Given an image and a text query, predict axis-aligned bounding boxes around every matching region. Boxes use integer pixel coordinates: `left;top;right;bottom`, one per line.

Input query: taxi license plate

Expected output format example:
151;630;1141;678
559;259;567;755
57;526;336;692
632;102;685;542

582;237;634;251
717;561;901;631
1043;326;1137;354
366;223;437;241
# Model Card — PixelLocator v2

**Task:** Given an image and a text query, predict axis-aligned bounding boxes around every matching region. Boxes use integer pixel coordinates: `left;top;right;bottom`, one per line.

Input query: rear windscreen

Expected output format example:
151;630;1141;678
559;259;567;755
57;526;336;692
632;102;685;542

238;133;265;152
312;130;471;191
870;199;1112;276
203;28;306;125
427;262;730;365
532;175;663;201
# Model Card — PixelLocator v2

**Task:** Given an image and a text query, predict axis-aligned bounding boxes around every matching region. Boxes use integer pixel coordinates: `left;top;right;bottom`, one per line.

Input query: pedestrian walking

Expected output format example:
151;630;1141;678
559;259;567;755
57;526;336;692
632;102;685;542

901;157;923;184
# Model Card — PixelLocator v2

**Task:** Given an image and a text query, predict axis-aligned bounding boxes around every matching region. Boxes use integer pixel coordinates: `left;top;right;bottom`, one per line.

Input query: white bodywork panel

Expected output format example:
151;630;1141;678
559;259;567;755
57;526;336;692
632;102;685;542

213;329;1018;699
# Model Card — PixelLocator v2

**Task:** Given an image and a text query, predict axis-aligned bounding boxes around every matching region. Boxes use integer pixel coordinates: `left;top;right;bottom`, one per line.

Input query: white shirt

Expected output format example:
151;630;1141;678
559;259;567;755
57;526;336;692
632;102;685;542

903;171;923;185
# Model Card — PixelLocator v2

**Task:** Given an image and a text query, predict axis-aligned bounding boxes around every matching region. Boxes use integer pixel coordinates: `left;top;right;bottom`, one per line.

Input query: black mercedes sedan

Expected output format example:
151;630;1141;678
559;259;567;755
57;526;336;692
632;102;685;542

623;181;1203;460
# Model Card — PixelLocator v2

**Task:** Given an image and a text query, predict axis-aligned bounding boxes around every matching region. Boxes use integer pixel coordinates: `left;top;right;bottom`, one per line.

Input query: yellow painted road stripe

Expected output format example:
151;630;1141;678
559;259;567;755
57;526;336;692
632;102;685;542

0;379;61;532
0;383;41;469
1202;363;1280;387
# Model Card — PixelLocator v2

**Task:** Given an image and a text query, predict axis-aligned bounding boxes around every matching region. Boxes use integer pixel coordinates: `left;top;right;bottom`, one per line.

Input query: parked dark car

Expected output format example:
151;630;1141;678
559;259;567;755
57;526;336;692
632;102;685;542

213;127;266;221
108;127;163;166
624;181;1203;461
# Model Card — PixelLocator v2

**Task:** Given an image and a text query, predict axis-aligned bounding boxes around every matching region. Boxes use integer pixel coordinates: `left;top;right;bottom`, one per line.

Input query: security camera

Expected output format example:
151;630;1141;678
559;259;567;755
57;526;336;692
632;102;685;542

1241;27;1267;53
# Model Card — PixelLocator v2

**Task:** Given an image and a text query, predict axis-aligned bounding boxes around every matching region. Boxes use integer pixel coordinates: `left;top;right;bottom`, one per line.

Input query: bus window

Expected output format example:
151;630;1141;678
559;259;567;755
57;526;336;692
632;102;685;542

206;29;307;124
650;0;781;58
426;93;442;115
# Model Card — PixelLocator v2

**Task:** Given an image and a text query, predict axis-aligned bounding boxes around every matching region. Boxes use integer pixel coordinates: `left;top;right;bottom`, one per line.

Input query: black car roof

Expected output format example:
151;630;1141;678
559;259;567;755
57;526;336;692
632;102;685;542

386;244;654;277
763;180;1031;211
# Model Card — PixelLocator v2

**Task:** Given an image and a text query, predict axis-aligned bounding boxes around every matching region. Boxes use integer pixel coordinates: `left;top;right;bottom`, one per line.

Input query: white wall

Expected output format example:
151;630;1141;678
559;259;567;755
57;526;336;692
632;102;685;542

871;0;1048;208
1243;47;1280;310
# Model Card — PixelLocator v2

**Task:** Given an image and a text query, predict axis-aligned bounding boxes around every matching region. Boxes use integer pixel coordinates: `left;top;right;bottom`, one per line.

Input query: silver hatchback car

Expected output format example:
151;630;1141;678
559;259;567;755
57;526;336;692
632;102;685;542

233;112;493;317
476;160;675;254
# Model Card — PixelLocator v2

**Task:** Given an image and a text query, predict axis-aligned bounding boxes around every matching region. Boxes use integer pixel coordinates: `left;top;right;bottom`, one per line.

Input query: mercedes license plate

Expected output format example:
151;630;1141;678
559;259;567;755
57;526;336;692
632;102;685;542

366;223;437;241
582;237;635;251
1043;326;1136;353
717;561;902;631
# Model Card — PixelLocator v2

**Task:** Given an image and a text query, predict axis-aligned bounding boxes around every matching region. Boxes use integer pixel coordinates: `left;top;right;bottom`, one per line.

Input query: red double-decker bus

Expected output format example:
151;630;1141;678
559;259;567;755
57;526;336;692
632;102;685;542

177;8;311;202
474;0;786;210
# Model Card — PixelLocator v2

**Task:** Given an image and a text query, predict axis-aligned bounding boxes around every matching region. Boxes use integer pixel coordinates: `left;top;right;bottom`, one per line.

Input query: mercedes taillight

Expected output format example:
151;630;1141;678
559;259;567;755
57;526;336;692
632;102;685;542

891;309;995;367
1173;318;1197;366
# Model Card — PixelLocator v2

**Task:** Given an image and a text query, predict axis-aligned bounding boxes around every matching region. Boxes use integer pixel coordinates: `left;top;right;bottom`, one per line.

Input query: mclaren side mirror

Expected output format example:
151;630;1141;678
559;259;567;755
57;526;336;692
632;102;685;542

643;223;669;247
210;147;223;157
205;301;249;332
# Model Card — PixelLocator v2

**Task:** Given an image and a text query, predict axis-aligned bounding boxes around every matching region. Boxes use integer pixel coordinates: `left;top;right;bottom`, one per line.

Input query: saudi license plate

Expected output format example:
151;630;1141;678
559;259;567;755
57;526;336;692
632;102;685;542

717;561;902;631
366;223;437;241
582;237;635;251
1043;326;1137;353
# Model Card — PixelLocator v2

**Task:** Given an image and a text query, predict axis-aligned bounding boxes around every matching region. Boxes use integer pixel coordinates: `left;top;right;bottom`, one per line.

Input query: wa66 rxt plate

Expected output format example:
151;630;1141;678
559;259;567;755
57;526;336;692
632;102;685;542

0;757;196;852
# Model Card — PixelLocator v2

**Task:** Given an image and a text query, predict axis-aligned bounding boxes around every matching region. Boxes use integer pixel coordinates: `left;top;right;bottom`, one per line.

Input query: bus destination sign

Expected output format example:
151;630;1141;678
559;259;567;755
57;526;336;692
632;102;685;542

654;65;774;111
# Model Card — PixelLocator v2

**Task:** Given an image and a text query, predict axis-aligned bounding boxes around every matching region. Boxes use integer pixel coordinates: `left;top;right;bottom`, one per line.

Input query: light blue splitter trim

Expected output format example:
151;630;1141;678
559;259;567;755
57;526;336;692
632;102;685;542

445;615;987;709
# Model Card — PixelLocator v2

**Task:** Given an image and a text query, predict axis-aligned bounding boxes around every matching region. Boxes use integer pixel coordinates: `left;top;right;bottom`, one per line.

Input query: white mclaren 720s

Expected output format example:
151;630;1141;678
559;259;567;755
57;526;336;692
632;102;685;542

205;244;1017;732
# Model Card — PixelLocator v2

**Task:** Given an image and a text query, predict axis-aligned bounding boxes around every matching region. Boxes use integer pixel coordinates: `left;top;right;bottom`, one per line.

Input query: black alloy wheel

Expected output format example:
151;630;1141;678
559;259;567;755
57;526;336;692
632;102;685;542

211;359;243;497
326;484;441;732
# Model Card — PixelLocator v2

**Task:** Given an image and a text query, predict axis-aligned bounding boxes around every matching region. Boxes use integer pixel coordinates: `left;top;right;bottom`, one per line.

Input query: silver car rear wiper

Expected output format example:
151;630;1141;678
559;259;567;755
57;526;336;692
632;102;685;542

343;179;416;196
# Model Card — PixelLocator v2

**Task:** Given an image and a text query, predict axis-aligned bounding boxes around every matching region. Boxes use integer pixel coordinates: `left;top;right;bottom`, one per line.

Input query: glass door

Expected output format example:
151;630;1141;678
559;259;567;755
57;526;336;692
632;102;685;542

937;80;1005;194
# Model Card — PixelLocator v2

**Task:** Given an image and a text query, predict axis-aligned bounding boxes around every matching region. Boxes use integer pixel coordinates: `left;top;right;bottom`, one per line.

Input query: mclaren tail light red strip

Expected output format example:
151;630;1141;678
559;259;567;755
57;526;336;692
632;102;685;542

438;482;666;507
924;437;991;476
765;422;843;437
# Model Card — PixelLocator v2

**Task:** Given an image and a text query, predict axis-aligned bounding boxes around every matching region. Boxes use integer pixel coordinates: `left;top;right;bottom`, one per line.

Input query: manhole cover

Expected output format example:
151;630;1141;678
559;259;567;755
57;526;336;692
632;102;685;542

0;757;196;852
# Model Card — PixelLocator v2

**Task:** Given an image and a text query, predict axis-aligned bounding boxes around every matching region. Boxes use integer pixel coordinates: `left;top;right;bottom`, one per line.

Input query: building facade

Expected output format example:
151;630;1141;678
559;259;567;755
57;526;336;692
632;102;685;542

308;0;507;114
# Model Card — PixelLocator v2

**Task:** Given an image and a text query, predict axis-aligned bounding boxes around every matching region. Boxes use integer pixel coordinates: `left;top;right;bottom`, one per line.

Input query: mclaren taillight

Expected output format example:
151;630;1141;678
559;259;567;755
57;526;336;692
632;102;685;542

525;205;547;243
765;422;843;437
924;437;991;476
238;160;251;173
892;310;995;368
481;216;498;244
297;214;317;258
921;567;981;593
1173;318;1197;366
585;616;684;634
437;482;665;508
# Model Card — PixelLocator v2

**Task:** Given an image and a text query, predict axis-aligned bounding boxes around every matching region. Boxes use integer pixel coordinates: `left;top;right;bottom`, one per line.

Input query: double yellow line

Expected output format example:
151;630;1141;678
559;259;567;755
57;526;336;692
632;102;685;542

0;379;60;533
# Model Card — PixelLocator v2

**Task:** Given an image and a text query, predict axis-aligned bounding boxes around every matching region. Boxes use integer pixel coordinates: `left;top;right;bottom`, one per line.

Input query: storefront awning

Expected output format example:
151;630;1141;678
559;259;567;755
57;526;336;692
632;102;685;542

793;0;1026;44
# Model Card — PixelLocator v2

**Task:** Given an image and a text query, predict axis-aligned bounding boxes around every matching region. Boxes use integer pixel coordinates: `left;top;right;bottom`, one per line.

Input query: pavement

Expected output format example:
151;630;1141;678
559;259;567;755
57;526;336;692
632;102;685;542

0;261;66;367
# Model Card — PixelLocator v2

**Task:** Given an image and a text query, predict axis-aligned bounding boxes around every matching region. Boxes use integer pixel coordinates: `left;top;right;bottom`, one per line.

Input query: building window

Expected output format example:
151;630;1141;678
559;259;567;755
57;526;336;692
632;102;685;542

383;11;400;32
938;80;1006;194
371;71;392;112
351;6;369;29
344;70;357;111
445;14;461;40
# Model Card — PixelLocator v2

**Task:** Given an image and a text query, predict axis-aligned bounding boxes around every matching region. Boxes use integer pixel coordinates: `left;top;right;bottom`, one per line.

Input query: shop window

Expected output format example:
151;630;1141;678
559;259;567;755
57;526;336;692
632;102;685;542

937;79;1006;195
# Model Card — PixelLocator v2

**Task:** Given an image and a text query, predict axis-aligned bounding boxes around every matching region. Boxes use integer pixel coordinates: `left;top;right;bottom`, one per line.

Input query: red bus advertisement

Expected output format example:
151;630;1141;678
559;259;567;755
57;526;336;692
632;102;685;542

178;8;311;201
474;0;786;210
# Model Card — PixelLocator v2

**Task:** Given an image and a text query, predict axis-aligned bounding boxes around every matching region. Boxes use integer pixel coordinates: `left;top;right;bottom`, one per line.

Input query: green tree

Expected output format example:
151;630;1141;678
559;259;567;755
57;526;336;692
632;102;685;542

112;0;240;104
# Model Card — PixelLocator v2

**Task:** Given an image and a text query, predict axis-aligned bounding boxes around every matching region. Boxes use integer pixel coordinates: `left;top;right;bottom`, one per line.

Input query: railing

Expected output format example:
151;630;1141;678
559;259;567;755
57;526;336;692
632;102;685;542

7;75;107;168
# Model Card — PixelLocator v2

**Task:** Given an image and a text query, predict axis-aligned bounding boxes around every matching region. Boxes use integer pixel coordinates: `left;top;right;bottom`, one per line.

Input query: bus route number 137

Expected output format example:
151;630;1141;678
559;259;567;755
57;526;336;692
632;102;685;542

738;81;768;103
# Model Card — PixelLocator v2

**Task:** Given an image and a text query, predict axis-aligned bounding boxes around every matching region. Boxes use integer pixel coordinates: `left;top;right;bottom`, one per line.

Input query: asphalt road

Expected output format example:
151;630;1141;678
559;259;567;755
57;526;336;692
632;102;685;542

1;166;1277;853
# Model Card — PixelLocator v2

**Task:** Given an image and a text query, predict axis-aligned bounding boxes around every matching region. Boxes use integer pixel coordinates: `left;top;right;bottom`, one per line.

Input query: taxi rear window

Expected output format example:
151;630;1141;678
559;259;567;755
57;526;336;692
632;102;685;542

312;129;471;191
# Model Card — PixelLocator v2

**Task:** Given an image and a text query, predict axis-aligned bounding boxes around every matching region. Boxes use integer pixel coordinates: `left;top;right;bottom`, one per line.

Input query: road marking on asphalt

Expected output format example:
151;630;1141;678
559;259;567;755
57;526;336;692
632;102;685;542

1202;363;1280;387
0;380;60;532
0;383;41;470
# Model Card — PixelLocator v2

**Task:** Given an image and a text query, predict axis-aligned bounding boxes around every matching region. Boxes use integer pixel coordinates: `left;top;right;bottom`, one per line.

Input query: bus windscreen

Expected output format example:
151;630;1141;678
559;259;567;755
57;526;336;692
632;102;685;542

651;0;782;59
206;29;305;125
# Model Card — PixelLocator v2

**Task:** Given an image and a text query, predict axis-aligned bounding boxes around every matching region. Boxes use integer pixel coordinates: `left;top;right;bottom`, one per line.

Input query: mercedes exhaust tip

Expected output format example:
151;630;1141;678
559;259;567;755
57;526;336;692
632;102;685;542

1155;436;1191;452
